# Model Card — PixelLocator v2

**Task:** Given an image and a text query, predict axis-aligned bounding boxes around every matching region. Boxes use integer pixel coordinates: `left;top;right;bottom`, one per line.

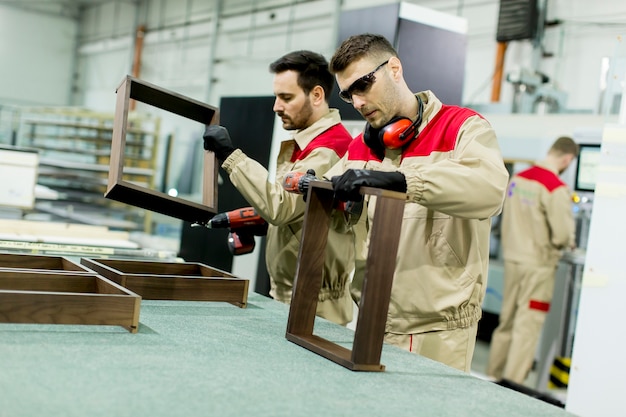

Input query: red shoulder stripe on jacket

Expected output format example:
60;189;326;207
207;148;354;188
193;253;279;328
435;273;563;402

516;166;566;192
345;105;480;162
291;124;353;162
345;133;382;162
403;105;478;157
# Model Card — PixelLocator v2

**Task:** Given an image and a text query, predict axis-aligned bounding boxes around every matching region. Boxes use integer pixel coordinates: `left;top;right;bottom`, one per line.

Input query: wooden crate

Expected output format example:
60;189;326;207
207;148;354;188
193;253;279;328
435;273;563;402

285;181;405;372
81;258;249;308
0;252;93;273
0;269;141;333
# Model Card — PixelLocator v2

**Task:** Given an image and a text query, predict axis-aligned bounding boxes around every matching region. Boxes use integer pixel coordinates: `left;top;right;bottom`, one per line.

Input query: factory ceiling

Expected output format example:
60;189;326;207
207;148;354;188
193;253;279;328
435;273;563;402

0;0;127;19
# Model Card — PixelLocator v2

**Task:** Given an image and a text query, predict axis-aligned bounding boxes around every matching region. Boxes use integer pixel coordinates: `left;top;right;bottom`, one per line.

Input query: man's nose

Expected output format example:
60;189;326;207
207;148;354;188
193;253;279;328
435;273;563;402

352;95;367;109
273;98;283;112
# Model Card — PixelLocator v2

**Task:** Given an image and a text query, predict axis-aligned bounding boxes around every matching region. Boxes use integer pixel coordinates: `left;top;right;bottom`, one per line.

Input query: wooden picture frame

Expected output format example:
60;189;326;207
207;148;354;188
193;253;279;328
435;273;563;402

0;269;141;333
81;258;249;308
0;252;94;274
106;75;220;225
285;181;405;371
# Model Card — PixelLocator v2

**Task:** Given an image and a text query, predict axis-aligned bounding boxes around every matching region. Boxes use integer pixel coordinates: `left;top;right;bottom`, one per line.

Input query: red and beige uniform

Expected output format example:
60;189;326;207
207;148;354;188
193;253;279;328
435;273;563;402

222;109;355;325
326;91;509;371
486;160;575;383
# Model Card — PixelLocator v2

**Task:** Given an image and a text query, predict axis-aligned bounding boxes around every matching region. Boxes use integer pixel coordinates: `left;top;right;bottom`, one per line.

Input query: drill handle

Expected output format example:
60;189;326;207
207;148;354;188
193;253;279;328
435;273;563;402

282;169;318;195
234;222;268;236
228;232;256;255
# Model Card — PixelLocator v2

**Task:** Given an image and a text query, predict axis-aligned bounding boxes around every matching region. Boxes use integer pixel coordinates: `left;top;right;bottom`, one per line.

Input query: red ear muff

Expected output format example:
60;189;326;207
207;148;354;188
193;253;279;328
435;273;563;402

362;96;423;153
363;117;415;153
379;117;415;149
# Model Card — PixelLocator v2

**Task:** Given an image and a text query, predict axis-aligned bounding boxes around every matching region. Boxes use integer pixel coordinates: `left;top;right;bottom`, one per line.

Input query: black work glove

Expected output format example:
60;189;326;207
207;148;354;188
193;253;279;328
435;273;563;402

203;125;236;162
299;169;318;202
331;169;406;201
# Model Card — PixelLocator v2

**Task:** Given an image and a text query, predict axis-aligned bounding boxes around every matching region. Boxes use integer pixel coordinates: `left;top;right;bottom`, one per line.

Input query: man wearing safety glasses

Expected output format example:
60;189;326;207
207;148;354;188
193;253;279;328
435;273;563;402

324;33;509;372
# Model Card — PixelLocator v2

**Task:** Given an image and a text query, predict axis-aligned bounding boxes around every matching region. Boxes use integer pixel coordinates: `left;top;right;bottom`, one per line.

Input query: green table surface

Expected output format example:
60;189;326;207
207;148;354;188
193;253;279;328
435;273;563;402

0;293;576;417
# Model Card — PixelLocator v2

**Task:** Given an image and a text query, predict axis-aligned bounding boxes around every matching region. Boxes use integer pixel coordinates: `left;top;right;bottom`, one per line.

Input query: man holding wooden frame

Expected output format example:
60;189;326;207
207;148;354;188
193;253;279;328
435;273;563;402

202;50;355;326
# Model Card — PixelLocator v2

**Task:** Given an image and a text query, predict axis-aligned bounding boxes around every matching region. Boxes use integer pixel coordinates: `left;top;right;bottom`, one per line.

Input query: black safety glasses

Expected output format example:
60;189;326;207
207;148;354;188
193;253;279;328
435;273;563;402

338;60;389;103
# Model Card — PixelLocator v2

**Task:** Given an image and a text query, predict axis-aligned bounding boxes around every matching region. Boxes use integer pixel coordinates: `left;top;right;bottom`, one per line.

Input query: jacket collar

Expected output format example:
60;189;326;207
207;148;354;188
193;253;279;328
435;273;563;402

536;159;560;175
415;90;441;122
291;109;341;149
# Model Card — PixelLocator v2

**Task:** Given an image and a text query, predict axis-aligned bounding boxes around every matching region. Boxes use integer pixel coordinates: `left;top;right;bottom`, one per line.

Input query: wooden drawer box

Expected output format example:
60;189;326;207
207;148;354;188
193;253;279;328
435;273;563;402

81;258;249;308
0;269;141;333
0;252;93;273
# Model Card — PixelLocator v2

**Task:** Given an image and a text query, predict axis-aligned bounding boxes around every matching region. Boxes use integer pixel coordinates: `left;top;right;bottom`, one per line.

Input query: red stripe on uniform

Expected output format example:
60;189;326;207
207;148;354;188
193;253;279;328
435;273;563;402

529;300;550;312
403;105;476;157
291;124;353;162
517;166;566;193
346;133;382;162
409;334;413;352
345;105;482;162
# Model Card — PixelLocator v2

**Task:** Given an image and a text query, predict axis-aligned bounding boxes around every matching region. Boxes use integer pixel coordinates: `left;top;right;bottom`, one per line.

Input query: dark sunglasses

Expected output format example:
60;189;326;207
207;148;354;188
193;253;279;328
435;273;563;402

338;60;389;103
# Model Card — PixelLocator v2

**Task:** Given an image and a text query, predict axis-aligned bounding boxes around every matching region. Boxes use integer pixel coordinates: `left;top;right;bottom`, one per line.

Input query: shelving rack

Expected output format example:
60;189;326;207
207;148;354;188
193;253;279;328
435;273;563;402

17;107;161;232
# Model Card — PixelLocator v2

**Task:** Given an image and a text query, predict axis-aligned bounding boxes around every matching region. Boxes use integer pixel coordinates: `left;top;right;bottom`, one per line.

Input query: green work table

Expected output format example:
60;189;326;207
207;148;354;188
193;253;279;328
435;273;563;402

0;293;575;417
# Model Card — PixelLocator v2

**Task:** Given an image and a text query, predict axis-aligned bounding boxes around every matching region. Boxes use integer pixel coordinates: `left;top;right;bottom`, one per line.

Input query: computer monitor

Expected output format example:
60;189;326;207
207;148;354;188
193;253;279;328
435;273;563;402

574;143;602;192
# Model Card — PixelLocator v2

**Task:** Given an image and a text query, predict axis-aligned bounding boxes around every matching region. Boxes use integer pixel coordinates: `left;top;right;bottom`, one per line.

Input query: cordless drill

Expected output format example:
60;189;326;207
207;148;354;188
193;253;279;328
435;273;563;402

207;207;268;255
283;169;318;196
282;169;364;223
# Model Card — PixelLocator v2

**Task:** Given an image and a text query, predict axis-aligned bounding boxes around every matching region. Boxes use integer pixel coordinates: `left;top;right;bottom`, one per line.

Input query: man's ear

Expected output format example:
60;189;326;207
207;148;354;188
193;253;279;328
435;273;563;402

388;56;403;81
310;85;325;106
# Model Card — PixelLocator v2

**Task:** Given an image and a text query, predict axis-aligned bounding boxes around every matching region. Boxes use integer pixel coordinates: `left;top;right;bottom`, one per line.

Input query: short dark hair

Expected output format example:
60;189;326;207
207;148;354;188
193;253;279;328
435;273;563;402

550;136;579;157
269;50;334;101
329;33;397;74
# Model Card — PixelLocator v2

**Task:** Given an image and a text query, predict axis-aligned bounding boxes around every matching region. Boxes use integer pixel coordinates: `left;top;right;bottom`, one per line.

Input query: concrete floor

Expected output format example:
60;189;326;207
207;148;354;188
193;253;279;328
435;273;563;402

470;339;538;386
471;338;568;407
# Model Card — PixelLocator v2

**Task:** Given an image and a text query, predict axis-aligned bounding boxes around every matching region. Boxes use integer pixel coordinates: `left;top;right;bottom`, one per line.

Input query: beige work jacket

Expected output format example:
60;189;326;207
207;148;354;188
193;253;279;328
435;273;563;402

325;91;509;334
222;109;354;307
501;159;575;267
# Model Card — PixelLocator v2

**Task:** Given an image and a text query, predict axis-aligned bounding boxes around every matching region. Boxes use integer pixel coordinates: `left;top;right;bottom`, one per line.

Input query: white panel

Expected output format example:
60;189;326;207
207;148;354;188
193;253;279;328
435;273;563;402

0;148;39;209
342;0;396;11
567;124;626;416
399;2;467;34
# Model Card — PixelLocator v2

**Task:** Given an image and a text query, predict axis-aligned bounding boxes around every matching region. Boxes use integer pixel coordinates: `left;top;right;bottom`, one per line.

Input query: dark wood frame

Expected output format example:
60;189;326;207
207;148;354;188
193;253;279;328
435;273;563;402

0;252;95;273
106;75;220;225
81;258;249;308
0;270;141;333
285;181;405;371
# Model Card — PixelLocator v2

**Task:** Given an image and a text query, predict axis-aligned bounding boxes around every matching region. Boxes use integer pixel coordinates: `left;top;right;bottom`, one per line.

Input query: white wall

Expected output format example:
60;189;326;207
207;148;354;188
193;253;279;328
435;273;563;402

1;0;623;230
71;0;342;195
66;0;626;116
2;0;625;112
0;5;77;106
42;0;616;197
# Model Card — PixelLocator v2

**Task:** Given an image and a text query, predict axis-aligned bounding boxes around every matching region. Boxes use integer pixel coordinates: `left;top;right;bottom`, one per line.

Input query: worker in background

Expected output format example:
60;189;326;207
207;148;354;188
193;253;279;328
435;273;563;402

202;50;355;326
486;136;578;384
322;33;509;372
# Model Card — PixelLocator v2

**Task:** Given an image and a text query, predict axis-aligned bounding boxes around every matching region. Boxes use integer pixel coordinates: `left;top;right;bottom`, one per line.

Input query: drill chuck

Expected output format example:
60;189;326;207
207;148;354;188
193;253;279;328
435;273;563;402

207;212;230;229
